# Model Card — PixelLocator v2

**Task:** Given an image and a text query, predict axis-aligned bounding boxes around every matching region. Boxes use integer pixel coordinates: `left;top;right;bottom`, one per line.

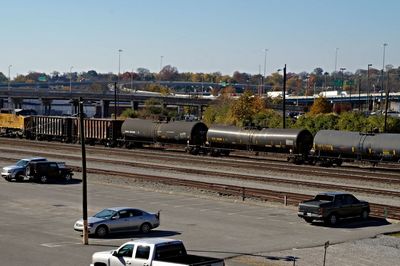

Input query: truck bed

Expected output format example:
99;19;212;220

155;254;224;266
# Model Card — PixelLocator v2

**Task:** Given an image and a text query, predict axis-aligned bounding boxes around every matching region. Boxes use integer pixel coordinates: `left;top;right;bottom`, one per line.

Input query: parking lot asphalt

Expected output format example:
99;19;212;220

0;172;399;266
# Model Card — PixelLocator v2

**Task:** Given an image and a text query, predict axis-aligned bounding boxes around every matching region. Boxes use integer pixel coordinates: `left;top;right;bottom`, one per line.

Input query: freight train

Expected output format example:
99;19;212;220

1;110;399;166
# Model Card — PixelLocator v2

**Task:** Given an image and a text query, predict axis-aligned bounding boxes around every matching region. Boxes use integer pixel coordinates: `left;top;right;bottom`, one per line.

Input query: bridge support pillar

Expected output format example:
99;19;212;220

101;100;110;118
131;101;139;111
9;97;23;109
70;99;79;115
0;98;3;109
8;97;12;109
177;105;183;115
41;98;53;115
197;105;203;119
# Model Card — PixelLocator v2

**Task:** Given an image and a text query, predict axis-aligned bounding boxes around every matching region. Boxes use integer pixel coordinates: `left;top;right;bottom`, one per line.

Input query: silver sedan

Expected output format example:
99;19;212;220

74;207;160;237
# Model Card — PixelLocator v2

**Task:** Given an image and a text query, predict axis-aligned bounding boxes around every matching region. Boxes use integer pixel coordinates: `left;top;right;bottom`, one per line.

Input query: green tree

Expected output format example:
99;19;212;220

120;108;138;119
337;112;368;132
231;91;255;125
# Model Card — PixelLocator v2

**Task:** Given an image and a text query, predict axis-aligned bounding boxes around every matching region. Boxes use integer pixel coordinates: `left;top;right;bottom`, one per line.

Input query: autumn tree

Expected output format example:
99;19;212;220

268;72;282;91
309;96;332;115
0;72;7;82
159;65;179;81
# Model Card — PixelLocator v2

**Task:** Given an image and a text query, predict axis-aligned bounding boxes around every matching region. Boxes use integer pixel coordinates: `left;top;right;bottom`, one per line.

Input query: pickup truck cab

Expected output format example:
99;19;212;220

26;161;73;183
1;157;47;182
298;192;370;225
90;238;225;266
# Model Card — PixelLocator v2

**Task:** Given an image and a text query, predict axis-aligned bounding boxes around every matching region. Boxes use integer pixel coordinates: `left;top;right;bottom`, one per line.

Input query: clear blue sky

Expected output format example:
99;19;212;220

1;0;399;77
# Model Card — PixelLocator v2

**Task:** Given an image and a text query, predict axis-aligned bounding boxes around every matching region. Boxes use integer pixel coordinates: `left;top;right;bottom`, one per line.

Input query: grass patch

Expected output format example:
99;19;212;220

387;232;400;238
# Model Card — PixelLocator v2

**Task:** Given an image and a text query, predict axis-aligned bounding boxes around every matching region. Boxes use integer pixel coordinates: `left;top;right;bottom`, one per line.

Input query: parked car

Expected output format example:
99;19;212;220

74;207;160;238
1;157;47;182
26;161;73;183
298;192;370;225
90;238;225;266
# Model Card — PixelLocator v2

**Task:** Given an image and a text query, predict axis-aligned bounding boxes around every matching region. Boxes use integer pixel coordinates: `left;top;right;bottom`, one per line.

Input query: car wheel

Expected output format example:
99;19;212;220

140;223;151;234
304;217;313;223
40;176;48;184
326;214;338;225
15;173;24;182
361;209;369;220
64;173;72;182
95;225;108;238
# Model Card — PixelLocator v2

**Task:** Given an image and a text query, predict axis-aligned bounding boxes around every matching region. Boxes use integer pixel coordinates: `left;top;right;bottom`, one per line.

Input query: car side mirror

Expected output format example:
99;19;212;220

112;250;118;256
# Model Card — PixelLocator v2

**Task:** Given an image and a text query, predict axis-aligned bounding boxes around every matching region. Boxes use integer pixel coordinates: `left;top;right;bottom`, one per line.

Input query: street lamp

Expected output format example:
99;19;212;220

69;66;74;93
8;64;12;92
367;64;372;111
118;49;123;82
160;55;164;72
334;48;339;73
340;68;346;91
117;49;123;118
263;49;268;95
380;43;388;103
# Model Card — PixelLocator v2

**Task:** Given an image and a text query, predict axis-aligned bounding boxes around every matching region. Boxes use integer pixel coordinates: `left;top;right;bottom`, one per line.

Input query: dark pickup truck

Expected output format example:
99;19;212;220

26;161;73;183
298;192;370;225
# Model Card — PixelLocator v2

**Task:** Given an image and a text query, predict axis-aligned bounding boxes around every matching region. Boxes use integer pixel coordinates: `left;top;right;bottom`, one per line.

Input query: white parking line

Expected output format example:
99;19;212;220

41;242;81;248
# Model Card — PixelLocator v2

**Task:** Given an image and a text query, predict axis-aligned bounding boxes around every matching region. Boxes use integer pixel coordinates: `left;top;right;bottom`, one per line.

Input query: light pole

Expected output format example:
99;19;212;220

118;49;123;82
263;49;268;95
367;64;372;111
8;64;12;92
381;43;388;104
340;68;346;91
334;48;339;73
69;66;74;93
117;49;123;118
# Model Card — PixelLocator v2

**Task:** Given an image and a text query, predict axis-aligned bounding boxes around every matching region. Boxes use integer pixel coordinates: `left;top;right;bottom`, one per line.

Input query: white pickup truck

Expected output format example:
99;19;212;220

90;238;225;266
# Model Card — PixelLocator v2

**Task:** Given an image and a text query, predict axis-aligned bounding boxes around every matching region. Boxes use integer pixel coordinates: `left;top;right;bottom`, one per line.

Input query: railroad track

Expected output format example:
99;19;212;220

73;166;400;221
1;147;400;200
1;139;399;182
1;142;399;220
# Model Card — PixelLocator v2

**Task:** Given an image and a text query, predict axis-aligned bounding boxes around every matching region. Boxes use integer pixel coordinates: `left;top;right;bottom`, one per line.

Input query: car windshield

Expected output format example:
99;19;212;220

16;160;29;167
94;209;117;219
315;195;334;201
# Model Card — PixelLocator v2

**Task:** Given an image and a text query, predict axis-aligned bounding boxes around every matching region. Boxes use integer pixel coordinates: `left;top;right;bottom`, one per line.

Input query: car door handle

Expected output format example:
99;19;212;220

143;263;149;266
126;261;131;265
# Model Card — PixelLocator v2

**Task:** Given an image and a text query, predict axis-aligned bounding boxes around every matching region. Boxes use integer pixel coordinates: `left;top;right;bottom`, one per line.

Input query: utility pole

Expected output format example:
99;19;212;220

114;82;117;120
282;64;287;129
79;97;88;245
384;70;390;133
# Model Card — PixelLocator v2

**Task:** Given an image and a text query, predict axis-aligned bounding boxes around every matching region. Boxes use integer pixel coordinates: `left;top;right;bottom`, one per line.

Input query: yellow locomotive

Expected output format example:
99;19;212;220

0;109;36;137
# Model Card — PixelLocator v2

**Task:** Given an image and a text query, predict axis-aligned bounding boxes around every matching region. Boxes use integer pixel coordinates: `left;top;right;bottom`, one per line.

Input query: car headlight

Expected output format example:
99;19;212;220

8;169;13;173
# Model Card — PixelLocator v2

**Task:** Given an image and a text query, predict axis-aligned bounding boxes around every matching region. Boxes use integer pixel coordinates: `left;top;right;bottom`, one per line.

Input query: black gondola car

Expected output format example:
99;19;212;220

30;116;74;142
74;118;124;146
